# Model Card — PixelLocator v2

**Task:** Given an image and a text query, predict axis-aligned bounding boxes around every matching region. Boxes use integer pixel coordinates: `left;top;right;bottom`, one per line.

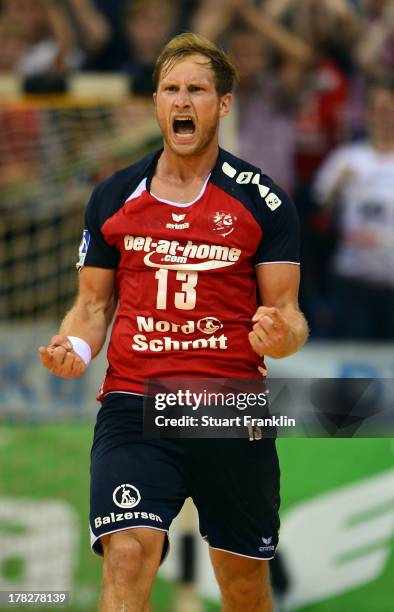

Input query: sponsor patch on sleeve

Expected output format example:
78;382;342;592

76;229;90;270
265;192;282;211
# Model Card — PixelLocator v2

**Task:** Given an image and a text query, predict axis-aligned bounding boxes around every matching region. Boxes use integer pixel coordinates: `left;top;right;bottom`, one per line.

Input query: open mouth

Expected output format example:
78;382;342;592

173;116;195;135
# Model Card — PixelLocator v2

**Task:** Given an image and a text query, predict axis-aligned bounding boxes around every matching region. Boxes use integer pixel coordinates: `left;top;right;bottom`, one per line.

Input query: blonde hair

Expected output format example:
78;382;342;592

153;32;239;96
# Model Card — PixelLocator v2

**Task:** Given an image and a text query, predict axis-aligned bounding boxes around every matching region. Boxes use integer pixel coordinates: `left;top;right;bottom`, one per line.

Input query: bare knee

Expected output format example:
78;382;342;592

103;534;144;585
216;561;271;611
229;574;269;606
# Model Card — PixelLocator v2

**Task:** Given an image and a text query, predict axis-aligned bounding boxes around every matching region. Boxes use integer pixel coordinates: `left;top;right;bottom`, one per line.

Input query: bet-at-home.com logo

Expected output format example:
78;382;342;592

123;235;241;271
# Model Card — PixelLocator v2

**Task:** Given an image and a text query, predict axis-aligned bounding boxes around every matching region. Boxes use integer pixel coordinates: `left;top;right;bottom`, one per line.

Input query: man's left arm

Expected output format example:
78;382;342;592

249;263;308;359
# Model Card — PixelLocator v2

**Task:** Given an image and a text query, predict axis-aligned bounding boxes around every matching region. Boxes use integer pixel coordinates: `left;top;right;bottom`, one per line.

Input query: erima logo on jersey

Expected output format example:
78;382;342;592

76;229;90;269
166;212;190;230
124;235;241;271
222;162;282;211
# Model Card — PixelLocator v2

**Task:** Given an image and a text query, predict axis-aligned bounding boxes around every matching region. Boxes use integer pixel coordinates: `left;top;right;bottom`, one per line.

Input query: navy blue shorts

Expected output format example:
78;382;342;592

90;393;280;561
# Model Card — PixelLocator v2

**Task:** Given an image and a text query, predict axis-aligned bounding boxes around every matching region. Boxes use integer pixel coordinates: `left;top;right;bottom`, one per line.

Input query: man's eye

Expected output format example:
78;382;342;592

165;86;177;92
190;86;202;92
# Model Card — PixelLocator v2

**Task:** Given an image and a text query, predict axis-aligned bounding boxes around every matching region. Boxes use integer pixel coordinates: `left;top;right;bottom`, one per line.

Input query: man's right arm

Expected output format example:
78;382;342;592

39;266;117;378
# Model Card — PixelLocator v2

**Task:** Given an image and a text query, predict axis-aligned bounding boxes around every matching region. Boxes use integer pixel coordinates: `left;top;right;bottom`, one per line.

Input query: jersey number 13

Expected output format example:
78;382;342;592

155;269;198;310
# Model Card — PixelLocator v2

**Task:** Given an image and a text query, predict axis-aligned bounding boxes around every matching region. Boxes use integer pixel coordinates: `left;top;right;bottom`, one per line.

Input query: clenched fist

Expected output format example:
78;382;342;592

248;306;293;359
39;334;86;378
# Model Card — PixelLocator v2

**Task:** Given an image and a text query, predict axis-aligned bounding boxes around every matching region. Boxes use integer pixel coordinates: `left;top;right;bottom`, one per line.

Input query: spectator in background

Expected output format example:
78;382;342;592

279;0;358;185
67;0;127;71
63;0;113;71
356;0;394;79
263;0;359;337
121;0;180;94
0;16;29;72
67;0;197;73
191;1;359;188
313;80;394;339
344;0;394;137
0;0;82;77
226;25;298;193
192;0;313;66
192;1;315;192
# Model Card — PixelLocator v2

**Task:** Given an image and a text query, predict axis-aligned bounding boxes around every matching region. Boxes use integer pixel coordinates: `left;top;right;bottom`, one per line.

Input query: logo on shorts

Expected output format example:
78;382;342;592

259;535;275;552
94;511;162;529
113;484;141;509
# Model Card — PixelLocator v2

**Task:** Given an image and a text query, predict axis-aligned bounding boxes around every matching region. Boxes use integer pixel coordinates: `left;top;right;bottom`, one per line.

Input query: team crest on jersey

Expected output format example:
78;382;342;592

166;212;190;230
77;229;90;269
208;211;237;237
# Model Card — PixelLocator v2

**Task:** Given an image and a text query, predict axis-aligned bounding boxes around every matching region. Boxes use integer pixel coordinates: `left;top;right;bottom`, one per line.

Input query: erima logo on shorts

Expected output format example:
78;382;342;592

259;535;275;552
113;484;141;509
94;511;163;529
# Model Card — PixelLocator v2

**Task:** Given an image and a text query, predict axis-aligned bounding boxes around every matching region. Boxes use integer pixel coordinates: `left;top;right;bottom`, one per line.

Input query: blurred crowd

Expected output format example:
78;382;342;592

0;0;393;339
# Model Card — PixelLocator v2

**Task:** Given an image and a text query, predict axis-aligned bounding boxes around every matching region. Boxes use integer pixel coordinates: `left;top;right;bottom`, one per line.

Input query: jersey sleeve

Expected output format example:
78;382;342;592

254;182;300;266
76;183;120;270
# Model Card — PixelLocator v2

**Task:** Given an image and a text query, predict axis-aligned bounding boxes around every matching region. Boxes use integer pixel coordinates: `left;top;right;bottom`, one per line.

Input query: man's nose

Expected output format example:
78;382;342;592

175;88;191;108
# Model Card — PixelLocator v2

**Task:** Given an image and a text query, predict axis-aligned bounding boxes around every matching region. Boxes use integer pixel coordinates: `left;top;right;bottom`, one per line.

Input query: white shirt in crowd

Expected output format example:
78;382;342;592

313;142;394;286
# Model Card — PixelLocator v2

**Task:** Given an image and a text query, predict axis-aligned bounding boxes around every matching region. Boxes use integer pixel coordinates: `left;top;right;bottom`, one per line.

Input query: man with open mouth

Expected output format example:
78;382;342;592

39;32;308;612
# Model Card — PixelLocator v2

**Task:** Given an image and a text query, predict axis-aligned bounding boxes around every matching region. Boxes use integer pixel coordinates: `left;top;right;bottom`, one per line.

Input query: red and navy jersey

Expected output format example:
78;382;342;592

78;148;300;397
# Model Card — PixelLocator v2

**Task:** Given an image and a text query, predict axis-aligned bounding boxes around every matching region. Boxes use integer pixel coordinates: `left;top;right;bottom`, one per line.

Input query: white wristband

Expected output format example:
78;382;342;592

67;336;92;366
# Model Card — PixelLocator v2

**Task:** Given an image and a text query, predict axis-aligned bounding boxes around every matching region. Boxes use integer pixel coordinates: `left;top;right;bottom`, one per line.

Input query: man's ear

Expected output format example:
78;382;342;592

153;92;157;107
219;93;233;118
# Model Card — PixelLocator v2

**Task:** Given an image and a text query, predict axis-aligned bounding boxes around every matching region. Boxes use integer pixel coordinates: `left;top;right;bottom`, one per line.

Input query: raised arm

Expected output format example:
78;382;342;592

191;0;242;42
240;4;313;67
39;266;117;378
68;0;112;54
249;263;308;359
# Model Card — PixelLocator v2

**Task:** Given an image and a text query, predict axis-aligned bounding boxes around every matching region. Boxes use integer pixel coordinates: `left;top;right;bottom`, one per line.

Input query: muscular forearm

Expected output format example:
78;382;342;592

59;295;116;357
39;267;116;378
